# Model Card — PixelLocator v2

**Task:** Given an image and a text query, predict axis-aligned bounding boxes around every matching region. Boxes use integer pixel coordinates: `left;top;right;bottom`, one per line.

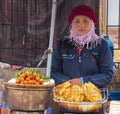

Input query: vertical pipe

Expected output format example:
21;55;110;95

46;0;57;77
106;0;108;34
118;0;120;48
45;0;57;113
11;0;14;63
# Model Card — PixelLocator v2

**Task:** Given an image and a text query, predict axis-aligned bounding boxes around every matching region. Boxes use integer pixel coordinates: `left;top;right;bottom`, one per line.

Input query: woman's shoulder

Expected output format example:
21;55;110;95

93;38;109;54
100;38;108;44
55;36;71;50
58;36;70;42
90;38;108;52
57;36;71;46
96;38;108;47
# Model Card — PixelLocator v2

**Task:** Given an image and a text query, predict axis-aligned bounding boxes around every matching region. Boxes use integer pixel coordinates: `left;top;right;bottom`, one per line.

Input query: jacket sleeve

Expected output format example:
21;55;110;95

50;40;71;85
82;39;114;88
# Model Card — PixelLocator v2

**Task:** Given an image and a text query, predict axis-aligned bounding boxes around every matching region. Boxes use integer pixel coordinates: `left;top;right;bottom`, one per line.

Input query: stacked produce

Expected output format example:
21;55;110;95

54;81;102;102
53;82;106;113
4;69;55;111
8;68;55;86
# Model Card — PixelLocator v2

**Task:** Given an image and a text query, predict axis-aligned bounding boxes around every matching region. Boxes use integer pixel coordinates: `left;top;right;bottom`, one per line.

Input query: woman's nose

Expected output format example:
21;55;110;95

78;22;84;27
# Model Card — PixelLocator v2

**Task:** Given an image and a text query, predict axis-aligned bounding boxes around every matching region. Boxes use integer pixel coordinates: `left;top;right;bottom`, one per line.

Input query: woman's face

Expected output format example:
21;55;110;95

72;15;92;35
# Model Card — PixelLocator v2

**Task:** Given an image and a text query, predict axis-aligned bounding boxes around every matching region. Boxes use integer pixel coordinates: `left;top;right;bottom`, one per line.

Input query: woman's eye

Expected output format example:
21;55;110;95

83;20;89;24
73;19;90;25
74;20;80;24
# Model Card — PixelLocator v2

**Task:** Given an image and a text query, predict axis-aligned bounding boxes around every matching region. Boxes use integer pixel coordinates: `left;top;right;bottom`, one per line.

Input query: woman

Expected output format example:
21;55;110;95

51;4;114;114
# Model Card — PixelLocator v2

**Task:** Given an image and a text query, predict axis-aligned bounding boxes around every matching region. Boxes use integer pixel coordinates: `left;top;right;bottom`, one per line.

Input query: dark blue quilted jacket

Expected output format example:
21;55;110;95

51;37;114;88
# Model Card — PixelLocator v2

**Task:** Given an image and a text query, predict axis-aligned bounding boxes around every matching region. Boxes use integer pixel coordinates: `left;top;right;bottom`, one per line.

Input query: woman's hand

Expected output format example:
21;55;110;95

68;78;82;86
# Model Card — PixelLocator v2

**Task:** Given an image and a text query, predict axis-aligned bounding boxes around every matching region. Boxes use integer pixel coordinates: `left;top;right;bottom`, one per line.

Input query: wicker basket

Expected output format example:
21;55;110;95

4;82;54;111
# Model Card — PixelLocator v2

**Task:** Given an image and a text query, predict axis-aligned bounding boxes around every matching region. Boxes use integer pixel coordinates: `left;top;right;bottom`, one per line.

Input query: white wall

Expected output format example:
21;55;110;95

107;0;119;25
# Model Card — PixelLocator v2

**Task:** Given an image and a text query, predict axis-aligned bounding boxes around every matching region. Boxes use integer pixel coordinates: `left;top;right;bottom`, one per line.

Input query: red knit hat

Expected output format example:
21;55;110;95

68;4;98;24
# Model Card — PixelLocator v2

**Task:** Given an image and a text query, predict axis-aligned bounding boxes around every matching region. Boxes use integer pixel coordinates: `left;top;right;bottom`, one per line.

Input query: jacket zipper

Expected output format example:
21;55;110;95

77;46;82;62
77;46;82;77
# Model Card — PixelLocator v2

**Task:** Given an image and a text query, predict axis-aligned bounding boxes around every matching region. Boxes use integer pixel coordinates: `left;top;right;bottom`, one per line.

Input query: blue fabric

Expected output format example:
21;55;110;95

51;37;114;88
80;77;84;84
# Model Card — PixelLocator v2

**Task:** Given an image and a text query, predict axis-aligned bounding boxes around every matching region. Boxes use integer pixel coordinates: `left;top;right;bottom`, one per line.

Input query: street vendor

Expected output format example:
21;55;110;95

51;4;114;114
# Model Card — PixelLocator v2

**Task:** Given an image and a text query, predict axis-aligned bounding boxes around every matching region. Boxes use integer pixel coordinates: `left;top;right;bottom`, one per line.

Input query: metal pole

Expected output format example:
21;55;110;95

44;0;57;113
118;0;120;49
106;0;108;34
46;0;57;77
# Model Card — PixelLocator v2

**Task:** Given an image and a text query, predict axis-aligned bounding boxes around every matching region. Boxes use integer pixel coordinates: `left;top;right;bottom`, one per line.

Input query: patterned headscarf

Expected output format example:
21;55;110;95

69;21;100;48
